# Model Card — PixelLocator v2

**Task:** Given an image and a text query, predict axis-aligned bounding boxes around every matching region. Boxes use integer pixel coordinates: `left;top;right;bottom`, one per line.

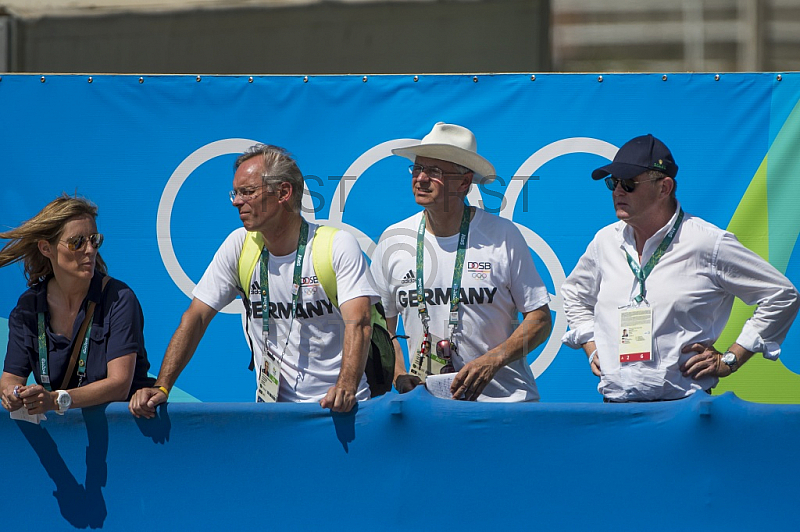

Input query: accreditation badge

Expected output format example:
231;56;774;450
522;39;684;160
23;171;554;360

618;305;653;364
256;352;281;403
409;333;446;382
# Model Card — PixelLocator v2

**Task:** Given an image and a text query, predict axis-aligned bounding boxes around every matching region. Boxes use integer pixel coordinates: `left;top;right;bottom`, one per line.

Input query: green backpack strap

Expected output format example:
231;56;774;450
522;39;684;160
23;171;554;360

312;225;340;306
238;231;265;296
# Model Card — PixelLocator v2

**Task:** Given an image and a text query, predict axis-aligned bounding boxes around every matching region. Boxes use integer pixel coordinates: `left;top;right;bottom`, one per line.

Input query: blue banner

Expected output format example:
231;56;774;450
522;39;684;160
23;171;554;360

2;73;799;402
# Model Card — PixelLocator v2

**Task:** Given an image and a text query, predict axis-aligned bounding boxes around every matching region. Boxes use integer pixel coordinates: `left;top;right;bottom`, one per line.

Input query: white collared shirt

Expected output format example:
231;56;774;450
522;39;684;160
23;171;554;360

561;202;799;401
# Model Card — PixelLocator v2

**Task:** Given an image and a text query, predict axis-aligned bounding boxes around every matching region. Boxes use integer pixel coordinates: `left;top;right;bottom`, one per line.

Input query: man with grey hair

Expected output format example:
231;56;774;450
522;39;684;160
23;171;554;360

370;122;552;401
130;144;378;415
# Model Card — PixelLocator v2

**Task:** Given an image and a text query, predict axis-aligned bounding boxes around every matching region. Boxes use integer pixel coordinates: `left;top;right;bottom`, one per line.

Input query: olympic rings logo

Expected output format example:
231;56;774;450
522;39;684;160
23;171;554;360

471;272;488;280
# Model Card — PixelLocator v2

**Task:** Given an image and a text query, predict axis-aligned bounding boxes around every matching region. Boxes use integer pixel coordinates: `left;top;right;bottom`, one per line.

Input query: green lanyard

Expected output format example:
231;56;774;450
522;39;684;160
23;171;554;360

37;309;95;391
624;209;684;304
416;204;471;341
259;219;309;351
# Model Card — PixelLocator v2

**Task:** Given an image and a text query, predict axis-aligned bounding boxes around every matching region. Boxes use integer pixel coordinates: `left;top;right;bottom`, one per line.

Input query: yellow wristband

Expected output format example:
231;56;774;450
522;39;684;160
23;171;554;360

155;386;170;399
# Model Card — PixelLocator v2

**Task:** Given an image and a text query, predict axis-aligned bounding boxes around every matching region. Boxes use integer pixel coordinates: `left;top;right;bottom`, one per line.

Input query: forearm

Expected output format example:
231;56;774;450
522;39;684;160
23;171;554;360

338;320;371;392
483;306;552;366
337;296;373;392
156;322;204;389
68;352;136;409
386;316;408;380
392;339;407;379
1;372;26;391
156;300;214;389
66;377;130;408
725;343;755;368
581;341;597;359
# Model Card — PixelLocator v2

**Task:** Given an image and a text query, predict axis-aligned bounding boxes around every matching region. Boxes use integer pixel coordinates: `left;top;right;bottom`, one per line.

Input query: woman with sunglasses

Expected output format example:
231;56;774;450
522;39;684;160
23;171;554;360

0;195;153;416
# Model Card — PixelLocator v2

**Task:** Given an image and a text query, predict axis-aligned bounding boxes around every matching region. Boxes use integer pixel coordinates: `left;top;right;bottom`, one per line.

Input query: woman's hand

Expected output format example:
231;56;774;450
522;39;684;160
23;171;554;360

1;383;25;412
18;384;58;414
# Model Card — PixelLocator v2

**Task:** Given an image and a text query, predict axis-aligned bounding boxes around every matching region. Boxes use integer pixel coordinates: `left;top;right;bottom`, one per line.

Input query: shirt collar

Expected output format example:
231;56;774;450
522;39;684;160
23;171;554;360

616;201;683;259
33;270;105;313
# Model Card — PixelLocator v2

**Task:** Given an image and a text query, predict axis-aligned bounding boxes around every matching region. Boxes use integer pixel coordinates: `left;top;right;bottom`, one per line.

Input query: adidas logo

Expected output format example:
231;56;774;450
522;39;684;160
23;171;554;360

401;270;415;284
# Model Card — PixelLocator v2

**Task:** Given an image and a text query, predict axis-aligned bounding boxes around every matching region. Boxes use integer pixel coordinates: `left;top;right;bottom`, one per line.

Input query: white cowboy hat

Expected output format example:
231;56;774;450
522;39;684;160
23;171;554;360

392;122;497;184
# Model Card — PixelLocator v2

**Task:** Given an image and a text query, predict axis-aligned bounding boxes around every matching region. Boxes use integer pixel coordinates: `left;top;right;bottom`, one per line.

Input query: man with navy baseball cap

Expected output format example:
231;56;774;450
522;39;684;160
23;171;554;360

561;134;798;402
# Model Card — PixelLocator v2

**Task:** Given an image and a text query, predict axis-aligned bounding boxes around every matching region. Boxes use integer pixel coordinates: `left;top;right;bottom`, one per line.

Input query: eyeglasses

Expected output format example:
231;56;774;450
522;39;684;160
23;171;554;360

62;233;104;252
604;176;665;193
229;186;265;203
409;164;465;181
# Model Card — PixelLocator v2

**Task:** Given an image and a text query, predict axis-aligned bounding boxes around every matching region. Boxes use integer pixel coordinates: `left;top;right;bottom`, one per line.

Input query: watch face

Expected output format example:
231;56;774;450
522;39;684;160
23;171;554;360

722;353;737;365
58;392;71;408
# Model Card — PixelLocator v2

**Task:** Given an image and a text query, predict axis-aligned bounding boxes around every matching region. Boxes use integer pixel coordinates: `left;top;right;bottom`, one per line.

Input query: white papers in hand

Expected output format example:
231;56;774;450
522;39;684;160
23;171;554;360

10;408;47;424
425;373;459;400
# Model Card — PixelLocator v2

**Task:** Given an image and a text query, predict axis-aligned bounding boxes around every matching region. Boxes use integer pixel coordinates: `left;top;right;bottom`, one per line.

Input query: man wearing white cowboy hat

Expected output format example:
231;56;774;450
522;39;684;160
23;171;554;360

370;122;552;401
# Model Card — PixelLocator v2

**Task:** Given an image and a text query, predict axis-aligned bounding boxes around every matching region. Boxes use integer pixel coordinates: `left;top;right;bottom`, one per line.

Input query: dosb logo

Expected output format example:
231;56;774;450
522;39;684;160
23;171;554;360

302;276;320;286
468;262;491;281
467;262;492;272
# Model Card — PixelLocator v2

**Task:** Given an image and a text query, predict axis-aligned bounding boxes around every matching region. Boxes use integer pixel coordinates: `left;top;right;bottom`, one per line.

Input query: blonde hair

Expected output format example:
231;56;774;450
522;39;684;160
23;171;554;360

0;194;107;286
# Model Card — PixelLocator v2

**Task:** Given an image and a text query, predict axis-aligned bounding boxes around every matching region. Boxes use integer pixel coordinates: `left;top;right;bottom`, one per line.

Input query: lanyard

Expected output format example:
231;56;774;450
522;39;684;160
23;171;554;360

37;308;95;391
624;209;684;304
416;205;471;341
259;219;309;354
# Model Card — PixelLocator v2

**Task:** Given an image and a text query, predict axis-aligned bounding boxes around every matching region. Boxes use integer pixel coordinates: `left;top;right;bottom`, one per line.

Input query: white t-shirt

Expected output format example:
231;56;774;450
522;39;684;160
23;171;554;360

194;223;378;402
371;208;551;402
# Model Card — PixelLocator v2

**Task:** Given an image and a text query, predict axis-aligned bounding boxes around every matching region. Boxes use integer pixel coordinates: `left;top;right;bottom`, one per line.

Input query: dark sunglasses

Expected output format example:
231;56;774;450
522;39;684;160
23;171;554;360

62;233;104;252
604;176;664;193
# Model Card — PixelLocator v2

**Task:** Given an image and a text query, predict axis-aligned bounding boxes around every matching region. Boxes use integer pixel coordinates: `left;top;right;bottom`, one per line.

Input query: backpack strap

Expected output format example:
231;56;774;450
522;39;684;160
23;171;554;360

312;225;340;307
238;231;265;372
238;231;265;296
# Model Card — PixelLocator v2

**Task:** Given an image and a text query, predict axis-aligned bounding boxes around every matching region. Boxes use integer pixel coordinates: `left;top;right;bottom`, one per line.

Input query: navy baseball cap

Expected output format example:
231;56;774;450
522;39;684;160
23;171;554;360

592;134;679;181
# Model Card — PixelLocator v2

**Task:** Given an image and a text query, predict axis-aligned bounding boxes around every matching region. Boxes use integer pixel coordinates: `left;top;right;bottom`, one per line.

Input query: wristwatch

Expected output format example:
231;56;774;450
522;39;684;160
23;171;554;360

55;390;72;414
721;352;739;374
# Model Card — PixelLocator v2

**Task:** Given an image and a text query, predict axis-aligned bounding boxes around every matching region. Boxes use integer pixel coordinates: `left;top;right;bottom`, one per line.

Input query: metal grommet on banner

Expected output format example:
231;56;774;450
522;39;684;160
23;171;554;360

40;76;46;83
531;74;536;81
473;76;478;83
662;74;668;81
598;75;603;82
303;76;308;83
88;76;93;83
196;76;201;82
413;75;419;82
363;76;368;82
139;77;144;83
777;74;783;81
714;74;720;81
248;76;253;83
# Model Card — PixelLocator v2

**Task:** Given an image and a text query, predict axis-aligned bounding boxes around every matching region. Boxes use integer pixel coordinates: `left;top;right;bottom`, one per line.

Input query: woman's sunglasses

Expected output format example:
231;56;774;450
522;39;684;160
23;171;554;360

62;233;104;252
